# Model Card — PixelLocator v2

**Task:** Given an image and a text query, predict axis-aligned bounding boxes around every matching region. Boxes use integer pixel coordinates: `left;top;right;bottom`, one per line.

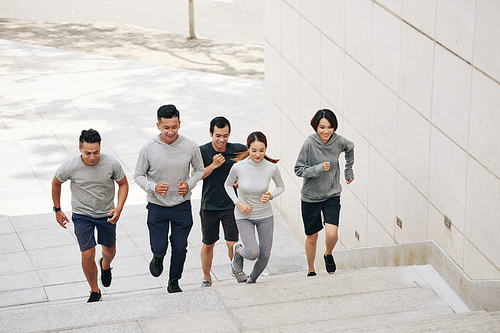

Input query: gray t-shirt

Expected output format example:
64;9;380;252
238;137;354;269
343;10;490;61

55;153;126;218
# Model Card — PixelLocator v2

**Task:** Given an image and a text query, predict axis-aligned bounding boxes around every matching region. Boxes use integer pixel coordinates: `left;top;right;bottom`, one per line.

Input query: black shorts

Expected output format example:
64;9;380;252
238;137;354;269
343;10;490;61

301;196;341;236
200;208;239;245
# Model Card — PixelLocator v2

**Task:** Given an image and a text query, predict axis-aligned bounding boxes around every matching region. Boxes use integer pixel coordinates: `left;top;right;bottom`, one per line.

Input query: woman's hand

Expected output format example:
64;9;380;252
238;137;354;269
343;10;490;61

261;192;273;204
322;162;330;171
346;178;354;185
235;201;252;215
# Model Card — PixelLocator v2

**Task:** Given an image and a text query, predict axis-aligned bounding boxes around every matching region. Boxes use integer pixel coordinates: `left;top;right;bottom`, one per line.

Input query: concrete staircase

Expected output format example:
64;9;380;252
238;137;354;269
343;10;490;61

2;265;499;332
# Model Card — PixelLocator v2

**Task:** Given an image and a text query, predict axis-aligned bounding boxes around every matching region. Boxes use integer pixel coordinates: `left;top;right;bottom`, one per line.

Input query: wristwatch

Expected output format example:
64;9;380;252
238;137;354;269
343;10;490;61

53;207;61;212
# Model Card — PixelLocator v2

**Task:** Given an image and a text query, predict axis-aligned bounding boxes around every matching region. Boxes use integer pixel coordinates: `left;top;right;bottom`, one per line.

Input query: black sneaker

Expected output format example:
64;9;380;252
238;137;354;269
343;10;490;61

99;257;112;287
149;255;164;277
87;290;102;303
324;254;336;273
167;279;182;293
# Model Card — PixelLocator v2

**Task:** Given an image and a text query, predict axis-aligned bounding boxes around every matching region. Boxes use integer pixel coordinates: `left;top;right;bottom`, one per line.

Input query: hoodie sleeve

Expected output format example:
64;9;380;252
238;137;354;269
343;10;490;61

134;149;156;195
343;139;355;180
294;142;324;178
187;146;204;190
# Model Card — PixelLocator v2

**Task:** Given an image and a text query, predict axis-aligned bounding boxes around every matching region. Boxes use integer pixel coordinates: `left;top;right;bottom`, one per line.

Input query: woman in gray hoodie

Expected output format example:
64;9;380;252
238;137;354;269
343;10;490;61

294;109;354;276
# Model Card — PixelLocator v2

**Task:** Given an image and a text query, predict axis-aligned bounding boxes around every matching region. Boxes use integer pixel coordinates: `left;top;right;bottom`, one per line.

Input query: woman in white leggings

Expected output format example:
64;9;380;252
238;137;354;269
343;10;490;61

224;131;285;283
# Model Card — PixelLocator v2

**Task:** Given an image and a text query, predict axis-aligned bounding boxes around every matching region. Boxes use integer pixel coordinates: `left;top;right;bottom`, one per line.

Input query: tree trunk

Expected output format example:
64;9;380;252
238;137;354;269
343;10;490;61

188;0;196;39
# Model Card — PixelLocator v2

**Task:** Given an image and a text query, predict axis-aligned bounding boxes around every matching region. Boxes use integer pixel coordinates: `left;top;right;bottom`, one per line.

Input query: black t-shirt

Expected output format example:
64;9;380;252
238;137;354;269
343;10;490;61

199;142;247;210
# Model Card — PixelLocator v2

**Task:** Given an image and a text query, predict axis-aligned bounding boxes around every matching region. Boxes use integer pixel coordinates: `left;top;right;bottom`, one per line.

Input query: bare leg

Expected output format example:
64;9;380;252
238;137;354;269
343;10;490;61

81;247;99;292
305;233;318;274
226;240;237;261
324;224;339;255
101;245;116;270
200;243;215;282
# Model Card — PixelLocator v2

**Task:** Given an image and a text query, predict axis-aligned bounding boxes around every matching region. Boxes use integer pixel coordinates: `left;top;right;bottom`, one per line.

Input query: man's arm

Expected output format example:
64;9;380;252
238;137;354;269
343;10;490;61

108;175;129;224
187;147;205;189
134;150;157;195
51;176;70;229
201;153;225;179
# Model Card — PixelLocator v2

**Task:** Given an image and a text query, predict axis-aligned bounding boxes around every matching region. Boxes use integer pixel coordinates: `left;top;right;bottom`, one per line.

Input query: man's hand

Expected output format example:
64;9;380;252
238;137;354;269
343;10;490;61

212;153;225;168
178;181;189;196
322;162;330;171
235;201;252;215
155;182;169;196
56;211;70;229
107;207;122;224
233;179;239;189
261;192;273;204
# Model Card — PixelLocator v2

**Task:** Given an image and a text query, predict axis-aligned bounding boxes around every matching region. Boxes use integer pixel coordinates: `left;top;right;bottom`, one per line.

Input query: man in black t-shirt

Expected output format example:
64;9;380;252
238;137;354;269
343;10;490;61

199;117;247;286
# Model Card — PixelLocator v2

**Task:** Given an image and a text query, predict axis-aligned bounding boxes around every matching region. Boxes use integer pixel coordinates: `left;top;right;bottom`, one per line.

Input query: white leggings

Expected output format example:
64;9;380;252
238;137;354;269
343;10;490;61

236;216;274;282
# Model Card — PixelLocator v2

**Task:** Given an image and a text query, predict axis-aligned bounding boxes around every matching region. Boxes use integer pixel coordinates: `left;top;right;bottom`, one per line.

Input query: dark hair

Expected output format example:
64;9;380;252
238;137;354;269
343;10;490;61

233;131;279;164
210;116;231;134
79;129;101;147
157;104;180;122
310;109;338;132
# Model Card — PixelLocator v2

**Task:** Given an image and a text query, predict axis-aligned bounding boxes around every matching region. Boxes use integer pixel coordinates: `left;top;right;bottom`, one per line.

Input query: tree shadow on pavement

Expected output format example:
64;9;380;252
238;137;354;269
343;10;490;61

0;21;264;81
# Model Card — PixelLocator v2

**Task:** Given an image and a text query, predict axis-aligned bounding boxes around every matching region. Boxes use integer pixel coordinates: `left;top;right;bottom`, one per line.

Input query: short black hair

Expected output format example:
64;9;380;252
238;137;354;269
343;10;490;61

157;104;180;122
310;109;338;132
79;129;101;147
210;116;231;134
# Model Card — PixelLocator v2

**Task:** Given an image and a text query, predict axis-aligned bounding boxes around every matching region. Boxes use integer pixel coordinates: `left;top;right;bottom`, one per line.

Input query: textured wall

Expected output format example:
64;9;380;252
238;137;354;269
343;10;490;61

265;0;500;279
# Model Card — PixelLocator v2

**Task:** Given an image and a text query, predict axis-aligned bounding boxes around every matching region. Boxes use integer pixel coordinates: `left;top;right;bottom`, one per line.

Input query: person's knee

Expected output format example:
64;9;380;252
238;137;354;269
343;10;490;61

306;233;319;244
325;224;339;237
201;243;215;254
246;248;260;260
102;245;116;255
81;248;95;261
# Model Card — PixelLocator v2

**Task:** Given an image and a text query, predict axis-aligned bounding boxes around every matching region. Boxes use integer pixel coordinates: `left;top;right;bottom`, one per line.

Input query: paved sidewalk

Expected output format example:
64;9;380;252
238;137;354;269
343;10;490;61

0;21;264;80
0;37;304;307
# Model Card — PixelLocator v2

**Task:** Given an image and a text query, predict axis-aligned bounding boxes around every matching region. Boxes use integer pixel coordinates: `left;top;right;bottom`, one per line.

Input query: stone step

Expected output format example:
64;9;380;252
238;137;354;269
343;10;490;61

0;265;483;332
327;311;500;333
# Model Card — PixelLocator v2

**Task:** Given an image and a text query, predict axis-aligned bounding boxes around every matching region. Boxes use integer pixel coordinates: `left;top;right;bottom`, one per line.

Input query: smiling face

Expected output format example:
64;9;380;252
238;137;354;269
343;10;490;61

157;117;180;144
317;117;335;144
211;125;230;152
248;140;266;162
79;141;101;166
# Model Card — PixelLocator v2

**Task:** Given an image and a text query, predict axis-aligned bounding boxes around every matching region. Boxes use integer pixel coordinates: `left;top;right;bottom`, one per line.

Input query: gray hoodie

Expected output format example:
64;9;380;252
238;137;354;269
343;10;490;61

134;134;204;207
294;133;354;203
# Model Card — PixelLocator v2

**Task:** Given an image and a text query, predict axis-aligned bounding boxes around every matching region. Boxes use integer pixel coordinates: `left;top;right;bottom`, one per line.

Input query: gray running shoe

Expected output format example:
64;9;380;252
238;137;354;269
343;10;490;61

232;243;244;273
231;265;248;283
201;280;212;287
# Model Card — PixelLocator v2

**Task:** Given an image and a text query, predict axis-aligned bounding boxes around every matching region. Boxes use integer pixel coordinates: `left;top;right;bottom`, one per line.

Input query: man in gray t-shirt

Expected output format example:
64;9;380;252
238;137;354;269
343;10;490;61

52;129;129;303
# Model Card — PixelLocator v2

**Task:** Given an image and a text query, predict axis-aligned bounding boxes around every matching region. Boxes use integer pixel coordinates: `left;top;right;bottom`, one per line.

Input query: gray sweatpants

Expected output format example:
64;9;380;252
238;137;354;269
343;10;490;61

236;216;274;282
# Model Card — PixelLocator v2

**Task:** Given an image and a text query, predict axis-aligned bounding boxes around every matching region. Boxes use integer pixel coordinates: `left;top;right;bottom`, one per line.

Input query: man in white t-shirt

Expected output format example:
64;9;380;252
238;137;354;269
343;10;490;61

51;129;129;303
